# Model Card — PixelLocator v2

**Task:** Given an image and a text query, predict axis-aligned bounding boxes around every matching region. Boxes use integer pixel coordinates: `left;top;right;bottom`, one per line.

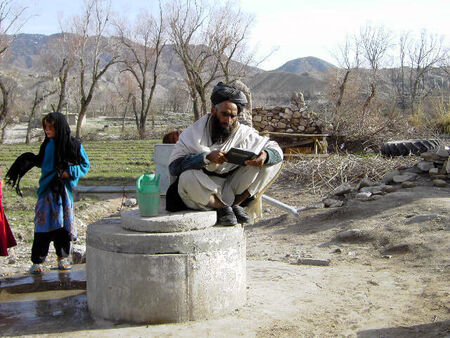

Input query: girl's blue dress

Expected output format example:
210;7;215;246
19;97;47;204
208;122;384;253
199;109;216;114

34;139;90;240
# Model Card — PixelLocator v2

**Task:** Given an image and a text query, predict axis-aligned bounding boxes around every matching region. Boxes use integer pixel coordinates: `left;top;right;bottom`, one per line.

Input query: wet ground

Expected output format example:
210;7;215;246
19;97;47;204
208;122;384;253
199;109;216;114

0;266;95;336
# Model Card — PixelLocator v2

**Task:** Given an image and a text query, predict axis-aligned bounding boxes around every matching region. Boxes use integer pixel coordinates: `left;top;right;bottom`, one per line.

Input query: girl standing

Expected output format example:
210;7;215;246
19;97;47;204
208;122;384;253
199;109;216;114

29;112;90;274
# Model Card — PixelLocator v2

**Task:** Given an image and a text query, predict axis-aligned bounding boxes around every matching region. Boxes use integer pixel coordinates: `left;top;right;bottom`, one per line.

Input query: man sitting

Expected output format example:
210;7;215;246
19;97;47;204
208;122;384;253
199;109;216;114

168;82;283;226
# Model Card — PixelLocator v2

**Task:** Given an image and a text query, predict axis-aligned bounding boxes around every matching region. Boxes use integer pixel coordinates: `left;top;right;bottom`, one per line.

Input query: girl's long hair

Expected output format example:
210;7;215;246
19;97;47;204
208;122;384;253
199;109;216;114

38;112;81;169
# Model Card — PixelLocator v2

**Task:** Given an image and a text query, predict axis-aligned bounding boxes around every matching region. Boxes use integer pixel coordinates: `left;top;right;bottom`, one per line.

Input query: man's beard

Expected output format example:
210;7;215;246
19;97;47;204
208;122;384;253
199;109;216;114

211;114;237;143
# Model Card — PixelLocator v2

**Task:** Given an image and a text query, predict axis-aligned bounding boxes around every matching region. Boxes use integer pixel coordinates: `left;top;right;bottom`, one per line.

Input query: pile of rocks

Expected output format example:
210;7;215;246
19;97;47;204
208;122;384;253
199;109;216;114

251;107;325;134
320;148;449;208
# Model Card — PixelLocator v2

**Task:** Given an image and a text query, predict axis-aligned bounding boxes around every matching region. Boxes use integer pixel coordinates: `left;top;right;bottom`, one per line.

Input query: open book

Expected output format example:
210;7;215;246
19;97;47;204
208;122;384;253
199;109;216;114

225;138;269;166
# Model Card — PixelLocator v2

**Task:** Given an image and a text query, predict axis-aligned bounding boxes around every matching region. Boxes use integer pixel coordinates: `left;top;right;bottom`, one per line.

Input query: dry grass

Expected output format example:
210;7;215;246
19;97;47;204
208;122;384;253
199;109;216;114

278;154;418;196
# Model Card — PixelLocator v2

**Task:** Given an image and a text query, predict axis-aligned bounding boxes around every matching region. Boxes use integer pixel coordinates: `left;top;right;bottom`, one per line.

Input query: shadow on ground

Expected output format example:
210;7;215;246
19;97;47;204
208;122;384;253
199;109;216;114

357;320;450;337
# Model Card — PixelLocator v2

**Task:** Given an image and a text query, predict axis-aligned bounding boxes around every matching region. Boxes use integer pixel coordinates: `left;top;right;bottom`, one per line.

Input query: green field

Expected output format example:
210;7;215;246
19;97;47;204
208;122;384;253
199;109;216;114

0;139;160;236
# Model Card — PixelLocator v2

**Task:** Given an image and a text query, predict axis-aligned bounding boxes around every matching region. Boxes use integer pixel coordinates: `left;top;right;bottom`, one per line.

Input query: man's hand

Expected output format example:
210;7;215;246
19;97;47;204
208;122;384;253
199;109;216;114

245;151;267;167
61;171;70;179
206;150;228;164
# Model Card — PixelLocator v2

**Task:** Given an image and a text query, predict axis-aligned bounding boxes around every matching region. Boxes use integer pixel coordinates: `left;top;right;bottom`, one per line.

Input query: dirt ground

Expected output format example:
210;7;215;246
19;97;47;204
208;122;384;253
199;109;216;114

1;179;449;336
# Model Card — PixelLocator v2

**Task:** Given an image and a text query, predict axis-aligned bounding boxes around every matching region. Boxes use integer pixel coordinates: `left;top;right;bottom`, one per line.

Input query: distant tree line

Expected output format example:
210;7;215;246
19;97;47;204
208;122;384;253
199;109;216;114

0;0;256;141
327;24;449;149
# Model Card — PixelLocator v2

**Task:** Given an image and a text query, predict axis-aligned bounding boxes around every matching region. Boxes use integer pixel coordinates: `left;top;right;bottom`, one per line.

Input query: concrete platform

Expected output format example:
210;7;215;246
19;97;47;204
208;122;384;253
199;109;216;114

121;208;216;232
87;218;243;254
86;211;247;324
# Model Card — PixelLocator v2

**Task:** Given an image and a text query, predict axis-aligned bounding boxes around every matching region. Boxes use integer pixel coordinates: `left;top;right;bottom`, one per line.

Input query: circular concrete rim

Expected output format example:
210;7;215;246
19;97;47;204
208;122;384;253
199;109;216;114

87;221;244;254
121;209;217;233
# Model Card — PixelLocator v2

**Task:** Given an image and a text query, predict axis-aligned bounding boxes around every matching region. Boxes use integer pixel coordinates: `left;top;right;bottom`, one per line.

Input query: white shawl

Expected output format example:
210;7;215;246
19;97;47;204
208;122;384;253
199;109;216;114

169;114;277;175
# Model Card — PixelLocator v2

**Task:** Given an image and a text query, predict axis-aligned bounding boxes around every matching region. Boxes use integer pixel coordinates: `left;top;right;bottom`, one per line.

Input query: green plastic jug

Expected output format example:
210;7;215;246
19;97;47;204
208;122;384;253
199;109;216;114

136;173;160;217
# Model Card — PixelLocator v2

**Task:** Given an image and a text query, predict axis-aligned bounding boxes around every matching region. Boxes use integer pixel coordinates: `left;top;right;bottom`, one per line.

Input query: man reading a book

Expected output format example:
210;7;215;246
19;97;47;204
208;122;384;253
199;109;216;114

168;82;283;225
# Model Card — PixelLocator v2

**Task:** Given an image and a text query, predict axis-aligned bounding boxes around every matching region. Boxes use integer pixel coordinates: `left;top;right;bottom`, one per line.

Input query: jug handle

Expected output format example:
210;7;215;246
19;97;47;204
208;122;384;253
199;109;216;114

136;175;143;191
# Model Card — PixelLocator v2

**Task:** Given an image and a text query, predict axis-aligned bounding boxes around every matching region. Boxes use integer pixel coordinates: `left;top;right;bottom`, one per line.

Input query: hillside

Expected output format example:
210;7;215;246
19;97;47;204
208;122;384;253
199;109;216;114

0;33;334;107
248;70;328;105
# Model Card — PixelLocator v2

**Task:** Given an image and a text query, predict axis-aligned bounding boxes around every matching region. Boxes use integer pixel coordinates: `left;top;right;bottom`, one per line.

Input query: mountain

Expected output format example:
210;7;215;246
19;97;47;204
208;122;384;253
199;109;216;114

248;70;328;105
275;56;336;75
1;34;335;107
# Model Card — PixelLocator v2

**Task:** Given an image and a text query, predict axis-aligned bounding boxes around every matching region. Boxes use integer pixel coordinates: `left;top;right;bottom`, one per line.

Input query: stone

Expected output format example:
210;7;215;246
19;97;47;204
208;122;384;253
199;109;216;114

277;122;286;128
404;166;423;174
405;214;441;224
295;258;331;266
382;185;397;193
72;244;86;264
393;173;417;183
286;128;294;133
382;170;400;184
335;229;362;242
360;185;384;195
297;201;325;211
323;198;344;208
429;168;440;176
357;178;374;190
445;160;450;174
253;115;262;122
433;179;447;187
417;161;435;172
293;111;301;119
421;151;440;162
401;181;416;188
297;125;305;132
383;244;411;254
355;192;372;201
123;198;137;207
332;183;353;196
435;148;449;158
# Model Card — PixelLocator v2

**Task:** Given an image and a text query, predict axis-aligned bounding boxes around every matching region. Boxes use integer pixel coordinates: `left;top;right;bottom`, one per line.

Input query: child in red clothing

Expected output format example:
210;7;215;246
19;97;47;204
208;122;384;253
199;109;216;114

0;169;17;256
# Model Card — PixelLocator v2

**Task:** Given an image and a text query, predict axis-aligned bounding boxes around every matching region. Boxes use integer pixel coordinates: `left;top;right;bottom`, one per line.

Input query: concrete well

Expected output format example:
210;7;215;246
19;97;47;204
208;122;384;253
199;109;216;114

86;210;246;324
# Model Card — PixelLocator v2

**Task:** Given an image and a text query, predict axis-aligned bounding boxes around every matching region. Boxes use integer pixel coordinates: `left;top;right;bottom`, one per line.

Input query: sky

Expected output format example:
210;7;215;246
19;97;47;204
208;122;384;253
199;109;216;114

18;0;450;70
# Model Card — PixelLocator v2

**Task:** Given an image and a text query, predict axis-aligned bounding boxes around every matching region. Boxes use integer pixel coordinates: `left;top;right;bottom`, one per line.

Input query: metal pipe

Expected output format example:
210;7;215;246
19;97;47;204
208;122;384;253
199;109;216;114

262;194;299;217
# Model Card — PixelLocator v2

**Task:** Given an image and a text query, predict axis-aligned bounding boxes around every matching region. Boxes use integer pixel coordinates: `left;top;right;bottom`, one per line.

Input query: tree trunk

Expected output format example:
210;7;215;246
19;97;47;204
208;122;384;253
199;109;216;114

25;118;33;144
121;104;128;134
363;83;376;112
138;123;146;139
76;104;88;138
56;66;69;113
337;70;350;109
0;79;9;129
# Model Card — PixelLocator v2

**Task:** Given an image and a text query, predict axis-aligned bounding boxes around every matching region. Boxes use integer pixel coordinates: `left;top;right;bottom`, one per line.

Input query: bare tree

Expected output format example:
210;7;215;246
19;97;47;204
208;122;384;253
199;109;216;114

0;0;26;128
213;5;254;84
331;35;361;111
114;6;166;139
70;0;119;138
358;24;392;112
167;0;254;120
113;73;135;134
25;84;56;144
163;82;190;114
40;33;75;113
406;31;446;114
389;30;447;115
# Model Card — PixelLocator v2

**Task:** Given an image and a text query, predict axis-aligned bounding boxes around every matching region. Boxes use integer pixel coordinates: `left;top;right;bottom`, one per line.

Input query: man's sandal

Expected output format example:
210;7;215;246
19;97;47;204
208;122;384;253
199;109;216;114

29;264;43;275
57;258;72;270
